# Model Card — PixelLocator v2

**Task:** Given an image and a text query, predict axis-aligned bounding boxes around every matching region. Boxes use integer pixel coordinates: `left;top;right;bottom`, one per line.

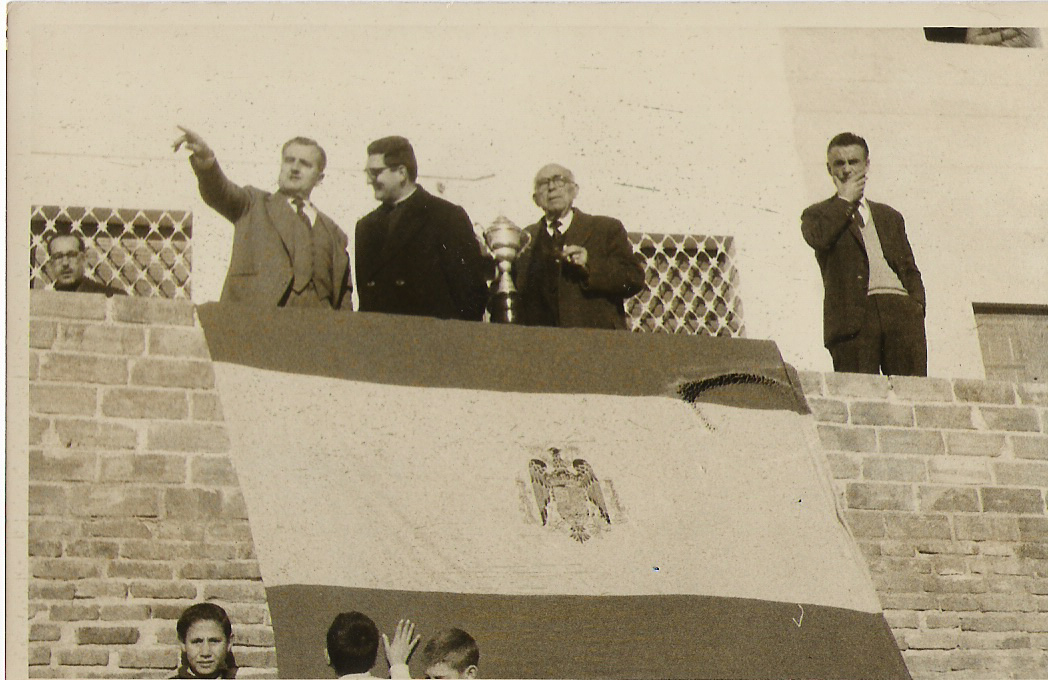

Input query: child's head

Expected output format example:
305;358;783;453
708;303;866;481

176;603;234;678
326;611;380;676
421;628;479;679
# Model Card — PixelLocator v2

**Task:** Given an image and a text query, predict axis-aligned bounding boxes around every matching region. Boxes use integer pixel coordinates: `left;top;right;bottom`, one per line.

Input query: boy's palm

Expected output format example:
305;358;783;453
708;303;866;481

383;619;421;666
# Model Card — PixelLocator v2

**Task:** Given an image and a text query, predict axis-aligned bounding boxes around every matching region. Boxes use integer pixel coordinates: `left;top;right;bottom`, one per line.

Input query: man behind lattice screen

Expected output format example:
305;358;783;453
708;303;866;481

42;232;127;297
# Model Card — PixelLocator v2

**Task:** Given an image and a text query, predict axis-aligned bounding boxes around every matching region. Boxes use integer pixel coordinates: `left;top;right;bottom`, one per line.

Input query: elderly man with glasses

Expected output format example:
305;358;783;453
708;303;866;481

515;164;645;330
355;136;490;321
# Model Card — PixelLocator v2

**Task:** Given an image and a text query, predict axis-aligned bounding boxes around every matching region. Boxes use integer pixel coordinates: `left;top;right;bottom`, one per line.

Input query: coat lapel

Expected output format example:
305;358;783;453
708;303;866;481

869;201;890;244
830;195;864;248
264;193;299;259
315;212;349;292
563;209;595;248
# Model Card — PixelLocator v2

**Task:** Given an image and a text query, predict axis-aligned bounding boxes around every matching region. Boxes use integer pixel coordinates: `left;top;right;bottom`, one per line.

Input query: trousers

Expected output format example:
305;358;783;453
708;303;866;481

828;294;927;376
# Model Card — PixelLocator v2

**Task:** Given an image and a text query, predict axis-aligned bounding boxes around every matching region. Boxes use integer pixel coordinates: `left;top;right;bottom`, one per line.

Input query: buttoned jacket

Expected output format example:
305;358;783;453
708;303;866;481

801;195;925;347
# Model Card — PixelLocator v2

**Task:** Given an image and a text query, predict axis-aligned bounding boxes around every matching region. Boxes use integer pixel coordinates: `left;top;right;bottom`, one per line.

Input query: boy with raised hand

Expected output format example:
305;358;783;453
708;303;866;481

385;622;479;679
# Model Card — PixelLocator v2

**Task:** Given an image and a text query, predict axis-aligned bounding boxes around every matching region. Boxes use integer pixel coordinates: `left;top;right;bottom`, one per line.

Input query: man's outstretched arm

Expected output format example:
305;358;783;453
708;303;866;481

173;125;251;224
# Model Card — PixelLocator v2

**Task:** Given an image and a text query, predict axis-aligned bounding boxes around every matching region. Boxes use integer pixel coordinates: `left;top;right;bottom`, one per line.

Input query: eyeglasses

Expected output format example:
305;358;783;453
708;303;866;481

535;175;574;191
364;166;396;180
49;251;82;263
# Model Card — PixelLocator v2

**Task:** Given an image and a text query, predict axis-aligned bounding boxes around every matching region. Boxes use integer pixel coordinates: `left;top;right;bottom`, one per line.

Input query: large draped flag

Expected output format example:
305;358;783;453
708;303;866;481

198;304;909;679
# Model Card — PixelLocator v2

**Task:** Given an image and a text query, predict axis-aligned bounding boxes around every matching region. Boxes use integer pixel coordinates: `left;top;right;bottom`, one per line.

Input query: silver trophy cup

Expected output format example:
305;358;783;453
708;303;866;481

484;216;529;323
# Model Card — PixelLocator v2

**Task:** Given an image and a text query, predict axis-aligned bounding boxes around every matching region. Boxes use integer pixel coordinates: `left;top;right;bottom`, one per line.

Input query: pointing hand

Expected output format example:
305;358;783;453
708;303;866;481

172;125;215;167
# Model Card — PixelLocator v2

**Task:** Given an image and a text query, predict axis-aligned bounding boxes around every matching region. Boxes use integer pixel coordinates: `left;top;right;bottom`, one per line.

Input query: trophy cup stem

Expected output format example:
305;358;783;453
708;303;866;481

484;217;525;324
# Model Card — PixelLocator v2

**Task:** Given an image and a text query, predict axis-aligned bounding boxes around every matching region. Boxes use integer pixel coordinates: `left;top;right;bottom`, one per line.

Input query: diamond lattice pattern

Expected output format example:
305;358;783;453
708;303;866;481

626;232;744;337
30;206;192;299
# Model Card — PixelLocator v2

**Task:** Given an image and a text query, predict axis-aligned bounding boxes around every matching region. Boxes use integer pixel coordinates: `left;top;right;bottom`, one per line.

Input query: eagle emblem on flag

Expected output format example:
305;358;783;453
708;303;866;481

527;447;612;543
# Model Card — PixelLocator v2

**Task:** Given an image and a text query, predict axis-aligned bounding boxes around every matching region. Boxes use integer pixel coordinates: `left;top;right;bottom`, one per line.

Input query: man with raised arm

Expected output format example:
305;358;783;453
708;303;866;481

173;126;351;309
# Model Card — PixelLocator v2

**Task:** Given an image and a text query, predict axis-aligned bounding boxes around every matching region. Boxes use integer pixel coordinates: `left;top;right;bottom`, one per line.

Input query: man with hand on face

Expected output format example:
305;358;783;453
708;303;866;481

44;233;126;296
173;126;351;309
515;163;645;330
801;132;927;376
355;136;490;321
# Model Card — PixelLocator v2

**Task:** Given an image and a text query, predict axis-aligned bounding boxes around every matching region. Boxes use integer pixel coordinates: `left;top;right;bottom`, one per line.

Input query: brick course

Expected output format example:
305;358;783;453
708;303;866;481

101;388;189;420
148;327;211;358
954;379;1018;404
29;384;98;416
979;406;1042;433
38;353;128;385
131;359;215;390
54;323;146;355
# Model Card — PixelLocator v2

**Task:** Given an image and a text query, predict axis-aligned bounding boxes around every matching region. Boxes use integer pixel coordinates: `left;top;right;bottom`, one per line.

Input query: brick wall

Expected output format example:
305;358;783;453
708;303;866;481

27;291;276;679
800;371;1048;679
24;290;1048;679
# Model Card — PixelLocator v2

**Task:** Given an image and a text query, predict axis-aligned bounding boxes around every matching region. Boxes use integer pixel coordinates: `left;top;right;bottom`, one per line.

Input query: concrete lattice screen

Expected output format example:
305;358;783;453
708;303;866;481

30;206;193;299
626;233;743;337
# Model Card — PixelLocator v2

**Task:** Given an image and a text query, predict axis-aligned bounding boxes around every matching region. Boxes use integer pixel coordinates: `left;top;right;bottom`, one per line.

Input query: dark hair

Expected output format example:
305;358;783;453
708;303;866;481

422;628;479;673
367;136;418;182
176;603;232;642
283;136;328;173
827;132;869;159
45;232;85;256
326;612;380;675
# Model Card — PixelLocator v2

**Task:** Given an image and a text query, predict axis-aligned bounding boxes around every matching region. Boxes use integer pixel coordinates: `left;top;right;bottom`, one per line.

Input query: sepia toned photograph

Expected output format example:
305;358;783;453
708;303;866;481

7;3;1048;678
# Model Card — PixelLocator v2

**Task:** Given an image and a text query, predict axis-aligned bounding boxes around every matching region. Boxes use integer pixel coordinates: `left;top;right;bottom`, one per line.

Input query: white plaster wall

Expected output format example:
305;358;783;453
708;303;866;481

782;28;1048;378
9;5;1047;379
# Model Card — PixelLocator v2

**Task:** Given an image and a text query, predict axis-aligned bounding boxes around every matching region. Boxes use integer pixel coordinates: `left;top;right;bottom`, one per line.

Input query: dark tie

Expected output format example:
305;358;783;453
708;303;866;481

550;219;564;250
289;197;314;293
292;197;312;229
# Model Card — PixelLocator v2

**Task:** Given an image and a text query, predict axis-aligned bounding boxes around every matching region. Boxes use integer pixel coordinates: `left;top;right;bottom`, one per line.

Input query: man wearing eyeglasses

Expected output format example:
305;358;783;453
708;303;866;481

515;164;645;330
173;126;351;310
44;233;126;296
355;136;490;321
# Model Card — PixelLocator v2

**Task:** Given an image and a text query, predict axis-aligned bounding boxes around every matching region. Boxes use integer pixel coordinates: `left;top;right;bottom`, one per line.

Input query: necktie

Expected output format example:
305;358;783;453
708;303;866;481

289;197;313;293
550;219;564;250
292;197;312;229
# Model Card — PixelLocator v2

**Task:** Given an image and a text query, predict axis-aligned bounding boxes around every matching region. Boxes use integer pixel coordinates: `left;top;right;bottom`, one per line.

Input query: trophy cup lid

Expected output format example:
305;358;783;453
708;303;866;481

484;215;525;251
485;215;521;237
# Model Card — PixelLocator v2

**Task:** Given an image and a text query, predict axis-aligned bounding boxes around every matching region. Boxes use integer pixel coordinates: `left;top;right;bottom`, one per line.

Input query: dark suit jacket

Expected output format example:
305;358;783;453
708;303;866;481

56;277;127;297
355;186;490;321
516;209;645;330
801;195;925;347
194;161;351;309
